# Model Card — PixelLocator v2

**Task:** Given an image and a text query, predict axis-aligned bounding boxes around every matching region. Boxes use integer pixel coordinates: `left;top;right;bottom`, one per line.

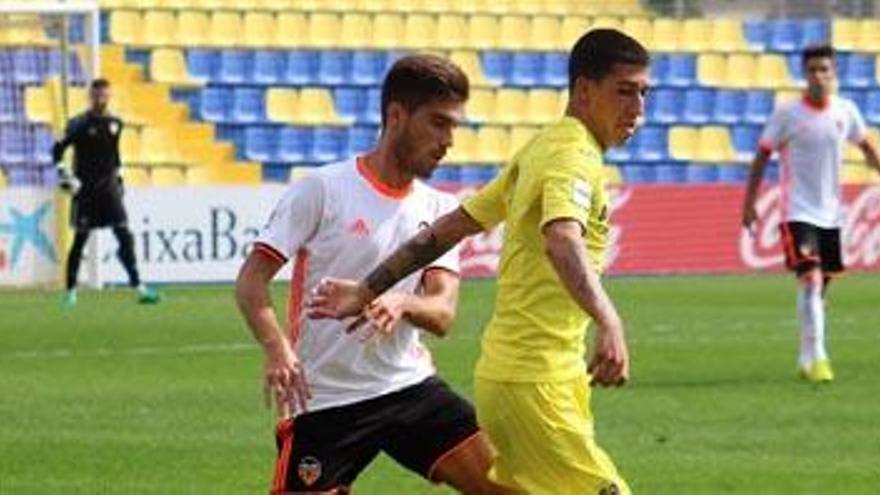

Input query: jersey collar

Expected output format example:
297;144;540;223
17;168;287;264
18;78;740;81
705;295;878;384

356;156;413;200
801;93;831;112
560;116;602;155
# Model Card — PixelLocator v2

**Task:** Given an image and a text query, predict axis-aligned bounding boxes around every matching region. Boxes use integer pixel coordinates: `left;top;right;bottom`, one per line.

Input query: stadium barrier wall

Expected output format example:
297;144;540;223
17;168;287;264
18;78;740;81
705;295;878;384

0;188;59;286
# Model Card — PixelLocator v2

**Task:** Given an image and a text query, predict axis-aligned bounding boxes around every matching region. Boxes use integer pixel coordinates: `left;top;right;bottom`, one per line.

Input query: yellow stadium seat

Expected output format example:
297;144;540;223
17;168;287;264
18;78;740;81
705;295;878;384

774;89;800;105
681;19;711;52
524;89;560;125
404;14;437;50
119;128;142;164
25;86;53;124
150;167;187;186
560;16;592;50
242;12;276;48
858;20;880;52
266;88;299;123
697;126;736;163
493;89;528;125
449;51;491;87
509;125;538;152
140;128;179;165
652;18;680;52
529;16;561;51
468;14;499;49
177;11;210;47
446;127;478;163
844;142;862;163
435;14;468;50
276;13;307;48
372;13;404;50
841;164;870;184
467;0;505;14
109;10;144;46
121;167;150;187
0;15;49;46
475;126;510;163
621;17;652;49
754;54;791;89
142;11;176;47
711;19;750;52
590;16;622;31
296;89;348;125
213;163;262;185
151;49;204;87
832;19;859;51
0;169;7;188
175;123;217;165
306;13;341;49
338;14;371;49
604;166;623;186
726;54;756;89
697;54;726;87
466;88;494;123
498;15;530;51
669;126;698;161
209;12;243;47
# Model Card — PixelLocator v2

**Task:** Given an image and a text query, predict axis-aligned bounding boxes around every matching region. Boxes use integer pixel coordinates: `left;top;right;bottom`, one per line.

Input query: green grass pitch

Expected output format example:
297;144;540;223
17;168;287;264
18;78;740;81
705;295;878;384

1;274;879;494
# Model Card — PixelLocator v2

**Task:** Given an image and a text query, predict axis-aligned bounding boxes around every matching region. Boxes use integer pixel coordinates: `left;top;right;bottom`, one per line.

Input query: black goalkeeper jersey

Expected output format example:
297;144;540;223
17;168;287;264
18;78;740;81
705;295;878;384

52;110;124;194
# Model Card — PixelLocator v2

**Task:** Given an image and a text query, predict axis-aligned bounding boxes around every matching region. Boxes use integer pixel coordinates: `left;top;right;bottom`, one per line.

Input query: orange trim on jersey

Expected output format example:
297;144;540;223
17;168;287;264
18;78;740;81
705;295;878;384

272;418;296;494
288;249;310;344
356;156;412;200
426;431;483;482
255;242;288;264
801;94;830;112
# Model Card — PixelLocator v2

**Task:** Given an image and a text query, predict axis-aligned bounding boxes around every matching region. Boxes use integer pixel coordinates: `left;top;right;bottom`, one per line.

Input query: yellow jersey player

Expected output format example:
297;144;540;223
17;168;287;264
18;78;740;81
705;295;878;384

308;29;649;494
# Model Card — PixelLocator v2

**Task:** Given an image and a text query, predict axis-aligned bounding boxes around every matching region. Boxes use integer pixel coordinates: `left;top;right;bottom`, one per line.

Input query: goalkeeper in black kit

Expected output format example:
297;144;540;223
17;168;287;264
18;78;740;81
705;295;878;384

53;78;160;306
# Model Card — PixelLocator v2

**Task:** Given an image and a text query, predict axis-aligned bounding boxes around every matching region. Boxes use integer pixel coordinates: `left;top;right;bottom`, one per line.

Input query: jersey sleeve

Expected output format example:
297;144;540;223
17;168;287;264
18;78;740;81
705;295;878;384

51;116;82;164
461;166;510;230
254;175;324;263
426;193;461;274
539;147;597;232
758;106;787;152
846;100;869;144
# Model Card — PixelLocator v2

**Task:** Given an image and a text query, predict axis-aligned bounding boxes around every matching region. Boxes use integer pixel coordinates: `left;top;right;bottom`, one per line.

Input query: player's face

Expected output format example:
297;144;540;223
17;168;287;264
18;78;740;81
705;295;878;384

392;99;464;179
575;63;649;149
89;87;110;113
804;57;835;97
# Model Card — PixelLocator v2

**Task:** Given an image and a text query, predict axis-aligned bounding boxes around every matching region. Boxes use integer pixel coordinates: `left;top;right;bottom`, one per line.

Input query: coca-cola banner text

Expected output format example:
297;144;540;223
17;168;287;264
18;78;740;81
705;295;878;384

451;184;880;277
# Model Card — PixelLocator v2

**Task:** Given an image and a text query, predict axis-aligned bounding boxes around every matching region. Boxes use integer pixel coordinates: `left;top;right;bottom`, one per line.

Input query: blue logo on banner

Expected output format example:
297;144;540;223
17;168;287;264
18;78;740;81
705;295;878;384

0;202;57;268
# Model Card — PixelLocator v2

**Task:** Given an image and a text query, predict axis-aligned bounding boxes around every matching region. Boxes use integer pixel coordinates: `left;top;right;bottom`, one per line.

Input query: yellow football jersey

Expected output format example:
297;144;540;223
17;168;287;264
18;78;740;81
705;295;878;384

463;116;610;382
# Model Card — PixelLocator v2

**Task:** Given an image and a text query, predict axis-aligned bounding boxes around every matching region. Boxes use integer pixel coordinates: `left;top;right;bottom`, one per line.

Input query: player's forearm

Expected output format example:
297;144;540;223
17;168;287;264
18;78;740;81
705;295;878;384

861;143;880;175
361;208;480;299
236;272;287;352
399;293;457;337
743;153;769;209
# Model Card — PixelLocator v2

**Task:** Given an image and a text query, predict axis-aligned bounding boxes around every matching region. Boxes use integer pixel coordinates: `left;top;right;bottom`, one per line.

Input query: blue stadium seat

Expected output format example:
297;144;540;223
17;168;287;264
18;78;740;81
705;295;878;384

311;127;346;163
277;126;312;163
732;124;761;158
317;51;352;86
864;91;880;125
620;164;656;184
30;125;54;164
713;90;744;124
12;49;45;84
283;51;317;85
199;87;231;122
842;53;875;88
605;141;632;162
510;52;542;87
244;126;277;162
482;52;512;85
262;163;292;183
430;166;461;185
742;20;768;49
649;54;668;86
48;50;86;85
768;19;800;52
633;126;667;161
648;88;681;124
459;166;497;185
0;50;12;84
717;164;748;183
361;88;382;125
799;19;829;47
666;54;696;87
0;125;27;164
218;50;251;84
683;88;714;124
216;124;246;159
764;162;780;183
252;50;283;85
744;90;774;124
785;53;804;84
655;164;687;183
0;85;20;123
540;52;568;87
333;87;365;123
685;165;720;184
839;89;866;111
231;87;266;123
346;125;379;156
187;49;218;82
349;51;386;86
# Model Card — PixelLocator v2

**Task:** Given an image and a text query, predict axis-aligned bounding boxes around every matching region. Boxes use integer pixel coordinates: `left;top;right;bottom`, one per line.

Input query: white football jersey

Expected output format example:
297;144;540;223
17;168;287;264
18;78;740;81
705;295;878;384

759;95;868;228
255;157;460;413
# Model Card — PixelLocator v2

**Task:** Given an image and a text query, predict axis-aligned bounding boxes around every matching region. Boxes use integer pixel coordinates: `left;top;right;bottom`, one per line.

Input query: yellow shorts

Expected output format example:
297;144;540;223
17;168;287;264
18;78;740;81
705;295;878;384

474;375;629;495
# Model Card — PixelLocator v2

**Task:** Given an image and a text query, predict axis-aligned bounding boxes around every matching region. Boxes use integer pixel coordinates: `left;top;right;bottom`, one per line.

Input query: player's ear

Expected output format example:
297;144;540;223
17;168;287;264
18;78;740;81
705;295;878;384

571;76;591;109
386;101;407;130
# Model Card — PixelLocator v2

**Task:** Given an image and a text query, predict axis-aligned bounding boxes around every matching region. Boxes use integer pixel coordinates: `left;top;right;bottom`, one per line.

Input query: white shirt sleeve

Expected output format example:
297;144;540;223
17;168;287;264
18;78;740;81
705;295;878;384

255;175;324;262
846;100;869;144
425;192;460;275
759;105;788;152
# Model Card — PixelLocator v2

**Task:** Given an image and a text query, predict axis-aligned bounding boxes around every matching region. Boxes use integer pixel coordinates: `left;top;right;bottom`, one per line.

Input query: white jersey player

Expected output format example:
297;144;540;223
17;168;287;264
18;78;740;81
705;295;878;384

236;55;507;495
742;44;880;383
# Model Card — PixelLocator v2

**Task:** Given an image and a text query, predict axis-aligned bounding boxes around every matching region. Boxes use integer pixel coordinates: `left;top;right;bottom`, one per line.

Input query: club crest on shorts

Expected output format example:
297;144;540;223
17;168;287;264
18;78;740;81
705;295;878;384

297;456;322;486
598;482;620;495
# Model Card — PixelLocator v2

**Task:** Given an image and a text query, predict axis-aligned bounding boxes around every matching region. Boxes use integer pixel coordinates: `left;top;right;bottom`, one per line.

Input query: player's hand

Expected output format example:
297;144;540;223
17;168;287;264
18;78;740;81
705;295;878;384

353;292;409;340
263;337;310;418
589;319;629;387
307;277;373;321
56;166;81;195
741;203;758;231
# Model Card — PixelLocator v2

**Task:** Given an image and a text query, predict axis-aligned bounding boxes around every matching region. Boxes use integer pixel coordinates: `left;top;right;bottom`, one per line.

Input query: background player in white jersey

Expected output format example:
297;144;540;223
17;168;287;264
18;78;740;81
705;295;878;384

236;55;505;494
742;44;880;383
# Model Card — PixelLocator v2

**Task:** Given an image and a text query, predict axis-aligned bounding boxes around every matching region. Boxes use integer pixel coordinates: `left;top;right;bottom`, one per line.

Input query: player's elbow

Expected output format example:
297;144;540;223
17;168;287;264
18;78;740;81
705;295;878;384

432;307;457;337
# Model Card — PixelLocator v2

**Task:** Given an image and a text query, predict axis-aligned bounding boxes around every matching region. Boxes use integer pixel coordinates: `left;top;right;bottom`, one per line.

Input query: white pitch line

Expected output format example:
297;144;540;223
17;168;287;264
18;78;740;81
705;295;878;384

0;342;255;361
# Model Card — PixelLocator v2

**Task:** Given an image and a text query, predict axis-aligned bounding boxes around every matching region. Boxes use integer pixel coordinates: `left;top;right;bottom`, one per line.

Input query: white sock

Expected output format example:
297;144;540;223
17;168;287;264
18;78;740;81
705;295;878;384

136;284;148;295
797;281;827;367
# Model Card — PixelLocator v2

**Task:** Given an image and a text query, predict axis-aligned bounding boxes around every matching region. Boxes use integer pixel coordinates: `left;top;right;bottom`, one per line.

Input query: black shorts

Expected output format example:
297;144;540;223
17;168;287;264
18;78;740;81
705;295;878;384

72;180;127;229
780;221;844;276
271;377;479;494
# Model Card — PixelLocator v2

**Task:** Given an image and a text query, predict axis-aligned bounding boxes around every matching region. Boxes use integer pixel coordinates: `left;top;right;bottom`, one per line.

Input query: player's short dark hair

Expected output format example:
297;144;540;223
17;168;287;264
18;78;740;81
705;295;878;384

380;54;469;126
568;28;650;89
801;44;835;67
90;78;110;90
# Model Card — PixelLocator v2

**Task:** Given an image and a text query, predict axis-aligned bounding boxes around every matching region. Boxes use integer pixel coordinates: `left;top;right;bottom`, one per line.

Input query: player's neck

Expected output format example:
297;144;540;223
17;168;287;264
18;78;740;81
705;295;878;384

803;89;830;109
566;108;607;152
360;148;414;192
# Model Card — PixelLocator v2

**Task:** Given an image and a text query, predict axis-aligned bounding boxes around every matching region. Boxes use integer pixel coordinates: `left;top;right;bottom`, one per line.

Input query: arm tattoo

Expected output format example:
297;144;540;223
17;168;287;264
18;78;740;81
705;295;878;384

365;227;451;296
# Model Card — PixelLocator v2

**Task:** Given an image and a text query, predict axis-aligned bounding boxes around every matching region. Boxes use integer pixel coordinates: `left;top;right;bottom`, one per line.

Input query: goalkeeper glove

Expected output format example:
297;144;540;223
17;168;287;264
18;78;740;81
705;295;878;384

56;166;81;194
